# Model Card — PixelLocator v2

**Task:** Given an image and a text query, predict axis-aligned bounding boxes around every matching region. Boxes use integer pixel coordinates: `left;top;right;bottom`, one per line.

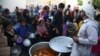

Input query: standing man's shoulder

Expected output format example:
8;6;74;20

85;20;98;31
54;11;58;16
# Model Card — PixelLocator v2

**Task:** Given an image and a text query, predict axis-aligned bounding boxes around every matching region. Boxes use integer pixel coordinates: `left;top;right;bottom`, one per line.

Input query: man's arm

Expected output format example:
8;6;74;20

78;25;98;45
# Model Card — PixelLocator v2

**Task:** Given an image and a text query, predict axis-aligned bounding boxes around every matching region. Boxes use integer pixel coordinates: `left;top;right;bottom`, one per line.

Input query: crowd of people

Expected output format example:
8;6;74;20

0;2;100;56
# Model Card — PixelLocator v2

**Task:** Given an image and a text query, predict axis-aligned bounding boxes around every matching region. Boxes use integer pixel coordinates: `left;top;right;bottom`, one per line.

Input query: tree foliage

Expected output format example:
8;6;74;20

77;0;83;6
93;0;100;7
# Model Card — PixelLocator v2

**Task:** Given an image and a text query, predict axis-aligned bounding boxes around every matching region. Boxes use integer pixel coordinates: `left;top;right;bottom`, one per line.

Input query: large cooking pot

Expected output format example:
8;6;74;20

29;42;60;56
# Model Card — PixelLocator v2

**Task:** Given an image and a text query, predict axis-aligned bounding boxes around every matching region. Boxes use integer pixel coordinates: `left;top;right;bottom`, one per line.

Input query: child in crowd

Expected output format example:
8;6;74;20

14;18;30;54
36;19;48;41
28;16;38;44
14;18;29;40
62;19;68;36
0;21;8;48
77;10;84;30
67;21;77;37
3;21;16;47
23;9;31;24
28;16;38;33
45;19;54;41
64;10;72;22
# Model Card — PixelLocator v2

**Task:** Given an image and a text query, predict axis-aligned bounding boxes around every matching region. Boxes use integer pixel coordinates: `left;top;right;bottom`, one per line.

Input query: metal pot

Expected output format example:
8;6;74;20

11;45;21;56
29;42;60;56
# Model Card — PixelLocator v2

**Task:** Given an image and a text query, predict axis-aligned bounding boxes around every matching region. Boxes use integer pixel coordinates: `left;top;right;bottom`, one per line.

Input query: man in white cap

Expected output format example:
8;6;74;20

70;3;99;56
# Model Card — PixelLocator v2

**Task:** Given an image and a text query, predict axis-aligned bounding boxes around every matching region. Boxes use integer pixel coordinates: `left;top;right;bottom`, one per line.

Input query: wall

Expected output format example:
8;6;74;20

26;0;78;10
26;0;34;5
0;0;2;5
0;0;93;12
2;0;26;12
83;0;93;5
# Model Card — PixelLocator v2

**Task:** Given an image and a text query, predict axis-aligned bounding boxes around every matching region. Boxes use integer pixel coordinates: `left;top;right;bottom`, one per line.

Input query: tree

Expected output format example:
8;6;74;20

77;0;83;6
93;0;100;7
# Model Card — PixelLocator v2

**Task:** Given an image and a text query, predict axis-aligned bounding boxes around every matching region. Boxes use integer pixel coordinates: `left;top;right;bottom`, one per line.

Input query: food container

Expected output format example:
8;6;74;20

29;42;60;56
11;45;21;56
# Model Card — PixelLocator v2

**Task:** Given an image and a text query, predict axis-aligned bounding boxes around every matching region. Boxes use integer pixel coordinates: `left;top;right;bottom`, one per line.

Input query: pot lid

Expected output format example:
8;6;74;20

49;36;74;53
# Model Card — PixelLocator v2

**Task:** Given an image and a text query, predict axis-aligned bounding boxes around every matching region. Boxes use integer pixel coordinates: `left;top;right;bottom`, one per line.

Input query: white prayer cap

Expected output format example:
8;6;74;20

82;4;95;20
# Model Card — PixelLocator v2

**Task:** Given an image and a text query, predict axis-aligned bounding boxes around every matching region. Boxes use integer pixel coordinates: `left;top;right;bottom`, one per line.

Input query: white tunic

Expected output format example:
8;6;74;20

70;19;98;56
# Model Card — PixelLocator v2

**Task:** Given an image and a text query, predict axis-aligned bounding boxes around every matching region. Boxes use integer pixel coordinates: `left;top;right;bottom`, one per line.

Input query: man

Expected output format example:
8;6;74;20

70;3;99;56
0;5;3;13
65;5;71;11
91;14;100;56
53;3;65;36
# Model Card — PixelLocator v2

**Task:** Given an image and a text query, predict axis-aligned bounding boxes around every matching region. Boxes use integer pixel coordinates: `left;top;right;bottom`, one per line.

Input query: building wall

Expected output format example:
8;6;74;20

2;0;26;12
26;0;78;10
0;0;2;5
0;0;93;12
83;0;93;5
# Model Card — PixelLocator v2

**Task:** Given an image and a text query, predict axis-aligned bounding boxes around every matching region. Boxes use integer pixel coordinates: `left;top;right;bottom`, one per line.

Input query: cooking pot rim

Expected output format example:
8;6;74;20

29;42;49;56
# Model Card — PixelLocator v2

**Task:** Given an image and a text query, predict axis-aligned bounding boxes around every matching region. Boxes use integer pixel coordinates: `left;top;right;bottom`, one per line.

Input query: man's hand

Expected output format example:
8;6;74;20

53;28;59;34
56;29;59;34
73;36;79;43
53;28;56;31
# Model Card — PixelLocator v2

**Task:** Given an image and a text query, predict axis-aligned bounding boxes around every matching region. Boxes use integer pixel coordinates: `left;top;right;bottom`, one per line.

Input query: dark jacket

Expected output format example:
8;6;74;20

4;31;15;47
53;10;63;28
64;15;72;22
53;10;63;35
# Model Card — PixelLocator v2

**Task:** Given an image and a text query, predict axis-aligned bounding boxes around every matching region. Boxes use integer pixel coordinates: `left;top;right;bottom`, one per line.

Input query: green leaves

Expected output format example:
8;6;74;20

93;0;100;7
77;0;83;6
